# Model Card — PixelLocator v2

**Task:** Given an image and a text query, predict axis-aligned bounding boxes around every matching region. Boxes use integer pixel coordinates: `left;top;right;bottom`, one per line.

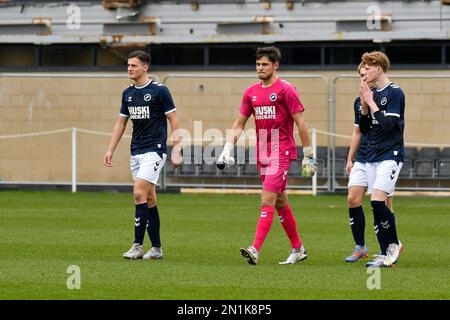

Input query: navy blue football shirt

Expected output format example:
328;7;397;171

364;82;405;163
120;79;176;156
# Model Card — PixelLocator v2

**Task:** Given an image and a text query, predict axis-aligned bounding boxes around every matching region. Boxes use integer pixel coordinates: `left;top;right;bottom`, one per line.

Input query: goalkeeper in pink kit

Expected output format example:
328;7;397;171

217;46;317;265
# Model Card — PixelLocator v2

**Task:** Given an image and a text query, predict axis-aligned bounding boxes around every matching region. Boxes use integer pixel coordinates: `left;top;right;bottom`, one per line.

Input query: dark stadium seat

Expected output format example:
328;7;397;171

244;164;259;176
417;147;440;160
399;159;413;178
288;159;301;176
221;164;239;176
295;146;303;159
437;160;450;178
415;160;435;178
164;145;176;176
316;159;327;177
234;145;246;176
334;158;347;178
316;147;328;177
180;163;198;176
404;147;418;161
335;146;349;160
316;146;328;161
165;163;177;177
192;145;203;165
440;147;450;160
332;147;349;178
165;166;178;177
201;163;217;176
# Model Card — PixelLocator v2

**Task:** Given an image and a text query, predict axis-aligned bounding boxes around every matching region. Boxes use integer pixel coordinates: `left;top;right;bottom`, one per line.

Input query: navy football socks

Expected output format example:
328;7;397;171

134;203;149;245
371;200;399;255
349;206;365;247
147;206;161;248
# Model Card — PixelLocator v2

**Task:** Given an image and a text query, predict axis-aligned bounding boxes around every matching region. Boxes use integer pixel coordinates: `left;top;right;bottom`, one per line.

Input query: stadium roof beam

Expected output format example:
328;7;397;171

0;1;448;45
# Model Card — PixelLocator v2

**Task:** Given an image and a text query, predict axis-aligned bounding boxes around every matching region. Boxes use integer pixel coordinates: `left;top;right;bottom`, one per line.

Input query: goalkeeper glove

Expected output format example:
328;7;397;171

217;142;235;170
301;146;318;177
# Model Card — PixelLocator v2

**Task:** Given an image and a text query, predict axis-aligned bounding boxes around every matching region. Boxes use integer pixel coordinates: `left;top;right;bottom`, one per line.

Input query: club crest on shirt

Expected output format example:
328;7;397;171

144;93;152;102
381;97;387;106
269;93;277;102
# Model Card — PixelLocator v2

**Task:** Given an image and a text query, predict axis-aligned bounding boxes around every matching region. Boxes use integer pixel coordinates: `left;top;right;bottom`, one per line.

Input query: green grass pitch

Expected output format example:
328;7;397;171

0;190;449;300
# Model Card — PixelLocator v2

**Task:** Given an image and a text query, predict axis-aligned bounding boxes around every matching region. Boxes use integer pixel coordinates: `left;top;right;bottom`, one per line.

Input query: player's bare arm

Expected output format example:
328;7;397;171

292;112;317;177
229;114;249;145
346;126;362;176
104;116;128;167
166;111;182;168
292;112;311;147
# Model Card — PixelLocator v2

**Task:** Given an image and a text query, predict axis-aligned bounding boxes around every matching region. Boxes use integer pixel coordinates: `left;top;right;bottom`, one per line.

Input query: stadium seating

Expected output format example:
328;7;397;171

399;159;413;178
243;164;259;177
164;145;450;182
243;147;259;176
334;158;347;178
201;163;218;177
437;148;450;178
440;147;450;160
220;162;239;176
400;147;418;178
334;147;349;178
316;146;328;177
180;163;198;176
235;145;246;176
438;160;450;178
288;159;302;176
418;147;440;160
415;147;440;178
415;160;435;178
405;147;418;161
335;146;349;160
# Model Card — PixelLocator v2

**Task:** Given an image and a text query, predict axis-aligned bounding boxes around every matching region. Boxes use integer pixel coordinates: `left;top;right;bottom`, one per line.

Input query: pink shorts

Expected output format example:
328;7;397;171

258;157;292;194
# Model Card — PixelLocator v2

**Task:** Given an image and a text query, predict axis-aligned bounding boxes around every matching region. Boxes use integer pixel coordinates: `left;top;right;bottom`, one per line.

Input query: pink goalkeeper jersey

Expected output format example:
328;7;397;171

240;77;304;164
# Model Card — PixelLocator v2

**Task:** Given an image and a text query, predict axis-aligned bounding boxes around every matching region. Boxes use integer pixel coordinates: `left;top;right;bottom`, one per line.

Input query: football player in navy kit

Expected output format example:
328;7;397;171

344;62;401;263
359;51;404;268
104;51;182;260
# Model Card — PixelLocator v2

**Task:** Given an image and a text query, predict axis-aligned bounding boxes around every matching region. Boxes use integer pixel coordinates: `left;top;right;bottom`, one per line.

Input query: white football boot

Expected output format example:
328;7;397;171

366;254;386;268
383;243;400;267
143;247;163;260
240;246;259;265
123;243;144;260
279;246;308;265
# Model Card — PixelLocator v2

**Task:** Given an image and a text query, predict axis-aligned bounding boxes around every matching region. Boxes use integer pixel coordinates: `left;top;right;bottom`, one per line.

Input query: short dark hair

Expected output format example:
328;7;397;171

255;46;281;63
128;50;151;66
